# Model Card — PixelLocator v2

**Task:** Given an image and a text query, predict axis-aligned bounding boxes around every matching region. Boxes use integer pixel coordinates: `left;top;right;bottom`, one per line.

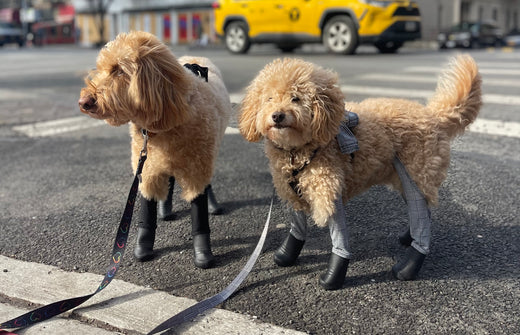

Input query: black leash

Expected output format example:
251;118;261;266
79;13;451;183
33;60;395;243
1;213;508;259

1;126;274;333
0;137;148;332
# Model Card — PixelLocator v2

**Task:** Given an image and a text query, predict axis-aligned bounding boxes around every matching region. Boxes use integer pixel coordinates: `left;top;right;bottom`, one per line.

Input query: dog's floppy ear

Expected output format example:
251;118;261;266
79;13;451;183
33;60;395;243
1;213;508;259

129;33;190;131
310;66;345;145
239;78;263;142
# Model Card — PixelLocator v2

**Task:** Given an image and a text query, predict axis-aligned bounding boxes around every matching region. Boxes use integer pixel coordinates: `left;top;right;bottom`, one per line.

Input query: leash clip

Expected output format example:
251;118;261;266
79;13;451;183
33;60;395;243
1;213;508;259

140;129;149;157
137;129;149;182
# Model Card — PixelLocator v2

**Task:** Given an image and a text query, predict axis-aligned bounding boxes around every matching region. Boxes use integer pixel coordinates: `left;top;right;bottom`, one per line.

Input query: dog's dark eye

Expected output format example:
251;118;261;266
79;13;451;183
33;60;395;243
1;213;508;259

268;97;273;102
291;96;300;103
111;65;125;77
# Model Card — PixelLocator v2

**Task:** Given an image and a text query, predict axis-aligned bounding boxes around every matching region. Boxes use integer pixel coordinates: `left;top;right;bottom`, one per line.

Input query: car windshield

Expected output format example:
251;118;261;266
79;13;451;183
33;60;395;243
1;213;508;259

451;22;476;32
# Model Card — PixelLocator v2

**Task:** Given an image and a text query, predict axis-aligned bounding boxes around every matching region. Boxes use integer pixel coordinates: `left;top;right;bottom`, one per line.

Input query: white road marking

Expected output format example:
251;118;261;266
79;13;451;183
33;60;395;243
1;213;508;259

358;73;520;88
340;85;520;106
12;115;242;137
405;66;520;76
469;118;520;138
11;79;520;139
12;116;106;137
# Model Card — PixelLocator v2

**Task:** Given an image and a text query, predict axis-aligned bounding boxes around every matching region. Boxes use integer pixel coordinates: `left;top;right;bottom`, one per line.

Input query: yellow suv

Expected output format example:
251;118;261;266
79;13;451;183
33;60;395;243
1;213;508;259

213;0;421;54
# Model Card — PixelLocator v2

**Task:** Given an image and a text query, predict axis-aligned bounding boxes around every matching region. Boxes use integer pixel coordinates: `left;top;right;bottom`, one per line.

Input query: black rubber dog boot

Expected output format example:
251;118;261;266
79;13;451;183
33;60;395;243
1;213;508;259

392;246;426;281
191;190;214;269
206;184;224;215
319;253;349;290
193;234;215;269
398;228;413;247
158;177;176;221
134;197;157;262
274;234;305;267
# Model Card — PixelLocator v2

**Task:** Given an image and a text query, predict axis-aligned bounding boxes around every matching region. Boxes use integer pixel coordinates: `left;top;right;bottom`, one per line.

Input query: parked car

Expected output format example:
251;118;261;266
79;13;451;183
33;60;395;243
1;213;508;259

437;22;504;49
0;22;24;47
213;0;421;55
505;28;520;47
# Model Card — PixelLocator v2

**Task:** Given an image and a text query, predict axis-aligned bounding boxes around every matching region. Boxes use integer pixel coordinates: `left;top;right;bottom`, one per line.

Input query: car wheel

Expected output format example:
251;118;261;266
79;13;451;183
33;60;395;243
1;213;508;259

323;15;358;55
375;41;403;53
277;43;299;53
225;21;251;54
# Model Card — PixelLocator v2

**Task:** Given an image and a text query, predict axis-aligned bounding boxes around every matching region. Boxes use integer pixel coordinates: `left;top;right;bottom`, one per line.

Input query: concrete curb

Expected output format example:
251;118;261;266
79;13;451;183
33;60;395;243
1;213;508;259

0;255;305;334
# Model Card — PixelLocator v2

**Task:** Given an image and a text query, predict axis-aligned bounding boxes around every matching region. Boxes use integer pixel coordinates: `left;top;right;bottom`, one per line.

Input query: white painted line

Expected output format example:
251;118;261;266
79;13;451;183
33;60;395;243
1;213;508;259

473;62;520;68
340;85;520;106
483;94;520;105
341;85;431;99
12;116;106;137
225;126;240;134
469;118;520;138
404;66;520;76
0;88;39;100
230;93;245;104
358;73;520;88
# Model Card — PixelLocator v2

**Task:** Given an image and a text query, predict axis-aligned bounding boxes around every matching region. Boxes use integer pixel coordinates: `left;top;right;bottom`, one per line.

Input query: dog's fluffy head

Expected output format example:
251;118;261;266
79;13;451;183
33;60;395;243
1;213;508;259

239;58;345;149
79;31;189;132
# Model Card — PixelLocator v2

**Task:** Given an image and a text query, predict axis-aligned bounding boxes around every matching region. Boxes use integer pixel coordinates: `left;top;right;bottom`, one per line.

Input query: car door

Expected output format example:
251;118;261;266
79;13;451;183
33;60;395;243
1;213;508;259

290;0;319;37
246;0;290;36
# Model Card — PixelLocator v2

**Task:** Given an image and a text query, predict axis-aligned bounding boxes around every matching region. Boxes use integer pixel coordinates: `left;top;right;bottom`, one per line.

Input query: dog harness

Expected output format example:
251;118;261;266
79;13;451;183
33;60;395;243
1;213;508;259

289;111;359;197
183;63;208;82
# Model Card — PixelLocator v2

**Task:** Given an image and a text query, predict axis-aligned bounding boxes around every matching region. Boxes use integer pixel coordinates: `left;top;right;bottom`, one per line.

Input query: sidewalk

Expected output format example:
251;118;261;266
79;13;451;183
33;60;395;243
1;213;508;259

0;255;305;334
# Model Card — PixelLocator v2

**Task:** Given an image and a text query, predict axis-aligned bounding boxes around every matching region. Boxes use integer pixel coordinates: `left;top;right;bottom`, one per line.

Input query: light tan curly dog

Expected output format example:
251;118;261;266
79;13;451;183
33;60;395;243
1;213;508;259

79;31;231;269
239;55;481;289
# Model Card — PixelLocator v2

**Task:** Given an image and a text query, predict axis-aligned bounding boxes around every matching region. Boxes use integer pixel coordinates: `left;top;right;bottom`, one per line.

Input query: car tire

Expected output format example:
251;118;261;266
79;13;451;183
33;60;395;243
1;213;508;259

375;41;403;54
322;15;358;55
277;43;299;53
225;21;251;54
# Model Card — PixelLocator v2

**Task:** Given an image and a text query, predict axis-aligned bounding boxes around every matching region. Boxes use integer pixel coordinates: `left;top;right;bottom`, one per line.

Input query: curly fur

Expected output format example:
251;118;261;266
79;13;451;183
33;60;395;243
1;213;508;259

79;31;231;202
240;56;482;227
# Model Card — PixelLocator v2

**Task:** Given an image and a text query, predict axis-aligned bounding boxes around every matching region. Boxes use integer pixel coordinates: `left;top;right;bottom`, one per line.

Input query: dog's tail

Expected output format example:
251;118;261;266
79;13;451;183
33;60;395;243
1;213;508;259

427;54;482;138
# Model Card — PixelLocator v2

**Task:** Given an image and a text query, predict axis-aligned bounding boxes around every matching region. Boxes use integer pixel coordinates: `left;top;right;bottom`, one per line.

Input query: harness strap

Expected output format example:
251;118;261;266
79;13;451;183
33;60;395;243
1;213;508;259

289;148;319;197
183;63;209;82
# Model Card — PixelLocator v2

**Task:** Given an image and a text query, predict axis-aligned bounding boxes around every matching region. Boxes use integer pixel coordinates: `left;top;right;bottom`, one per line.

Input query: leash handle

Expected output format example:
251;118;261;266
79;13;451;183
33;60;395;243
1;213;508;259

0;154;147;332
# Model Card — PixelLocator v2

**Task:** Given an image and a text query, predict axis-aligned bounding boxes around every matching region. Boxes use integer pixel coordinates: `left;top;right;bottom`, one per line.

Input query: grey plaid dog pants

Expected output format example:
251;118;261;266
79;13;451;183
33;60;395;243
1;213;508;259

392;156;432;255
288;156;431;258
289;195;352;259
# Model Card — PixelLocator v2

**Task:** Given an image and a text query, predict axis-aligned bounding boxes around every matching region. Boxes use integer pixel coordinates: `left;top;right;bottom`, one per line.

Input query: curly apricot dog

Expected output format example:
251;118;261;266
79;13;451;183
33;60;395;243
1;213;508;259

239;55;481;289
79;31;231;268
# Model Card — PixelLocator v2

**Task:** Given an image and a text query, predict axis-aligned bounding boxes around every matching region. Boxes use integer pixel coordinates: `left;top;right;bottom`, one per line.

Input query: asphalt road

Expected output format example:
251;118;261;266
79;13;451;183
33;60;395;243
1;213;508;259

0;44;519;334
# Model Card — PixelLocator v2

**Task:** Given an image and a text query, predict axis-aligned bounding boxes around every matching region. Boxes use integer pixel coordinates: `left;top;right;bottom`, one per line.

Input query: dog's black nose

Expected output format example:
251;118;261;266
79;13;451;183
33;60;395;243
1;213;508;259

79;96;97;111
272;112;286;124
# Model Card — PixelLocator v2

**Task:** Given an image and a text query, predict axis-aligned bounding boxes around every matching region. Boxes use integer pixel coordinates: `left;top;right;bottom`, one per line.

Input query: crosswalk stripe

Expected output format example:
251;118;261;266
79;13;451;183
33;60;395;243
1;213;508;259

358;73;520;88
12;116;105;137
404;66;520;76
472;61;520;68
340;85;520;106
12;114;518;140
11;115;242;137
470;118;520;138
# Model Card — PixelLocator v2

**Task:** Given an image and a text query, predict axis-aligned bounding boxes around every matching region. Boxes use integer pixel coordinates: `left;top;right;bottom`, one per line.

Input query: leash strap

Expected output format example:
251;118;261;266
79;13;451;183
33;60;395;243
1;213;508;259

147;192;275;335
0;151;147;332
